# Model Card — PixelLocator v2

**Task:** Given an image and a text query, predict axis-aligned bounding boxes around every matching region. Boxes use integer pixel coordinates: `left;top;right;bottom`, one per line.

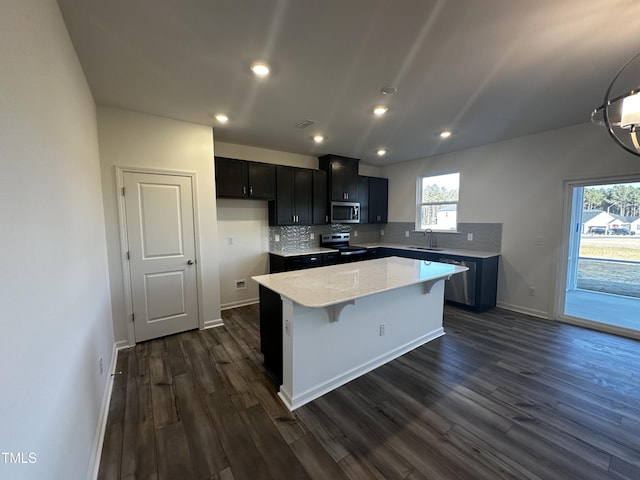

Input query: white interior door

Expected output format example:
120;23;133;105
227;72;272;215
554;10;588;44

123;172;198;342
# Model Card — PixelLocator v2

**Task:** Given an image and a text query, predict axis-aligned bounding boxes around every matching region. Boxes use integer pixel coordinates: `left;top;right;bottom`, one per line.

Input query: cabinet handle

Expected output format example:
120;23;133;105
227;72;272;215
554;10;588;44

243;186;247;195
249;186;253;196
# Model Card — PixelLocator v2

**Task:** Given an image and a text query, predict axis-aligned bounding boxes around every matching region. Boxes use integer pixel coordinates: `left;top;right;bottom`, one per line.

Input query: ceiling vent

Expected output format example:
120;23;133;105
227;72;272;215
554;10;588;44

295;119;315;129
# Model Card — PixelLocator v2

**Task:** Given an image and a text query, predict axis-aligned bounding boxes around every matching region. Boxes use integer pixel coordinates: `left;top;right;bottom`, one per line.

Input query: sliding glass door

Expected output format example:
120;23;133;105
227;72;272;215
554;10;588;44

561;178;640;336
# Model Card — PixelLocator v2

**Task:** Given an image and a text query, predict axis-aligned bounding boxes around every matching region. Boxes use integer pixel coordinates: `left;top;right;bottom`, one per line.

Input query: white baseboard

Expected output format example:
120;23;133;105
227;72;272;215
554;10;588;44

204;317;224;329
86;341;128;480
220;297;259;311
496;301;549;319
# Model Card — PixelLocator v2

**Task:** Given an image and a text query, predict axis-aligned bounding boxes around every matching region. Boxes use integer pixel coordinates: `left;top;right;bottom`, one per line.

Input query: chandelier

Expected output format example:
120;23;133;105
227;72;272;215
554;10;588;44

591;52;640;156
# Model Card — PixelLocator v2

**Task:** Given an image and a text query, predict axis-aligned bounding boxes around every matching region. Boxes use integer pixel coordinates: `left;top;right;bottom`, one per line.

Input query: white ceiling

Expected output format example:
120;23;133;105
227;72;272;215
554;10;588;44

57;0;640;165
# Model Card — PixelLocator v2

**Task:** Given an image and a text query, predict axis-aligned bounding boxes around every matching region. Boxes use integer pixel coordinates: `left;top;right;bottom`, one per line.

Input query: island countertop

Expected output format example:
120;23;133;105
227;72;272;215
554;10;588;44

252;256;467;308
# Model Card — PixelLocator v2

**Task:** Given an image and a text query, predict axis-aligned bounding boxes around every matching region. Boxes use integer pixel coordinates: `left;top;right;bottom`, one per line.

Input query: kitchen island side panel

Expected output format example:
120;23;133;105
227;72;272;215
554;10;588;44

279;279;445;410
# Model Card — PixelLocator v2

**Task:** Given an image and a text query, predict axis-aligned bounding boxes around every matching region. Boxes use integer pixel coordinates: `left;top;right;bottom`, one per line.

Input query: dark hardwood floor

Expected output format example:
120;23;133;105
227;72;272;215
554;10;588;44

98;304;640;479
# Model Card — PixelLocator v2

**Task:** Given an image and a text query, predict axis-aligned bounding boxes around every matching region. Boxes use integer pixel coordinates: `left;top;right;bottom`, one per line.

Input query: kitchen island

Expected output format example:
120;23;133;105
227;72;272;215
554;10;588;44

252;256;467;410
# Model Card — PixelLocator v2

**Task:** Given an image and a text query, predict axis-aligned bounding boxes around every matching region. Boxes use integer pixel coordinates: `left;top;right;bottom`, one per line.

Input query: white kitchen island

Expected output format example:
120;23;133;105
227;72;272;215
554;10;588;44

252;256;467;411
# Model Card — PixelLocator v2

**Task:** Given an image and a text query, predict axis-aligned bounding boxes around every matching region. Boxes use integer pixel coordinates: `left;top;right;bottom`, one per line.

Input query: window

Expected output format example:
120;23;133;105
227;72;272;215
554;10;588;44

416;172;459;231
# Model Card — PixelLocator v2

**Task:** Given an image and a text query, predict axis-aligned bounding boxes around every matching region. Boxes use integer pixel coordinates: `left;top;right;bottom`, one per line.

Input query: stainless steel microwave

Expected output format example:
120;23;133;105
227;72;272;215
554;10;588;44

331;201;360;223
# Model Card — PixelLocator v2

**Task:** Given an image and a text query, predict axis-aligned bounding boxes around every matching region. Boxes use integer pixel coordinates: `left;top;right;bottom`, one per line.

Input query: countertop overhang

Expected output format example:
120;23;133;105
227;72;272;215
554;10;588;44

252;256;468;308
269;243;500;259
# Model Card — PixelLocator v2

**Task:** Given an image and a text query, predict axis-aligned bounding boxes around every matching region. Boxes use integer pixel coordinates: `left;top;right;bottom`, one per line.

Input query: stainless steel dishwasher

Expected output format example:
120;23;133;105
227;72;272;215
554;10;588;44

439;257;477;307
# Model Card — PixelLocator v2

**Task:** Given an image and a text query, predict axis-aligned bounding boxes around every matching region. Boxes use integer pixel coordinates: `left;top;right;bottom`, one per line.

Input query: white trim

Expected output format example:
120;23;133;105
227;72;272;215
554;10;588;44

496;301;550;320
115;166;203;345
204;318;224;329
220;298;259;310
86;341;129;480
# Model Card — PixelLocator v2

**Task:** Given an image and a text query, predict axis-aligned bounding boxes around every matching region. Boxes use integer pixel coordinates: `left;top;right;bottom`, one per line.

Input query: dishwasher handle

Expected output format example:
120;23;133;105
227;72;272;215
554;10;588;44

439;257;463;265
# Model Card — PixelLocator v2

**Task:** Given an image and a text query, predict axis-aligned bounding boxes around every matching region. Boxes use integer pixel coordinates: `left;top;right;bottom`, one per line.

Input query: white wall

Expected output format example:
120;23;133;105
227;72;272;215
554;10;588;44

382;123;640;317
0;1;114;479
98;107;221;342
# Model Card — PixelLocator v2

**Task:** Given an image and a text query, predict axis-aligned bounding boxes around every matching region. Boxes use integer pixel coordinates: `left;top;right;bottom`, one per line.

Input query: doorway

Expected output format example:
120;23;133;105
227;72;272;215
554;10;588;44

121;170;200;342
561;178;640;336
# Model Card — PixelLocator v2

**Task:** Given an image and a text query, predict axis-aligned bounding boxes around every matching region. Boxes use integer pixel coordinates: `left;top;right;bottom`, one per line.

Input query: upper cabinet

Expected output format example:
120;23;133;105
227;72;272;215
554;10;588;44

312;169;328;224
215;156;276;199
318;154;359;202
269;166;313;226
368;176;388;223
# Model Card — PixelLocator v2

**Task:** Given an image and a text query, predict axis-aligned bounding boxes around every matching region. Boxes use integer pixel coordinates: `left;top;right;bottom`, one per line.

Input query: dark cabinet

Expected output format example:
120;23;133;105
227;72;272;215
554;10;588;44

269;166;312;226
312;169;328;224
381;248;498;311
269;252;339;273
215;156;276;199
368;176;388;223
318;154;359;202
357;176;370;224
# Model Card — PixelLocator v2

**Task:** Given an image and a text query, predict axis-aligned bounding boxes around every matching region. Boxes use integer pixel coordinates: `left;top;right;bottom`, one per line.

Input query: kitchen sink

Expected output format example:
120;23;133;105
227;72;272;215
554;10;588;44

408;246;443;251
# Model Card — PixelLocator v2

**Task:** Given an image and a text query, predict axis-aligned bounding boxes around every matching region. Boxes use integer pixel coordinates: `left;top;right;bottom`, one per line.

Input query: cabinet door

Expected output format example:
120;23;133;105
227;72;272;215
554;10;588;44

248;162;275;199
331;158;359;201
369;177;388;223
319;155;359;202
215;157;247;198
273;166;295;225
358;176;370;224
293;168;313;224
312;170;328;224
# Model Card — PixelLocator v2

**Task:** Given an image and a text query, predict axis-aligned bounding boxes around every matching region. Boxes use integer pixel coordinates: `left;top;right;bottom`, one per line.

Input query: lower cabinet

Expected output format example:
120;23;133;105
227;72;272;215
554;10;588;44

364;247;499;311
269;252;338;273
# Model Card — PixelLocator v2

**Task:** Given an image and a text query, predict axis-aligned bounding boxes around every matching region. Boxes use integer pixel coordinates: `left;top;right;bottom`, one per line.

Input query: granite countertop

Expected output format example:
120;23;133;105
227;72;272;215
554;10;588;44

270;243;500;259
269;247;338;257
356;242;500;259
252;256;468;308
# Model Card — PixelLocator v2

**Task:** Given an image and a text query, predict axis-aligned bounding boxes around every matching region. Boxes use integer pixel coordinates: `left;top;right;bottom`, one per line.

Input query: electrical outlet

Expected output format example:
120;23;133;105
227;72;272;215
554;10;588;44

98;357;103;376
379;323;386;336
310;233;315;240
353;230;358;237
227;236;234;245
535;236;543;246
467;233;473;241
380;229;385;236
528;286;536;296
275;234;280;242
405;231;410;238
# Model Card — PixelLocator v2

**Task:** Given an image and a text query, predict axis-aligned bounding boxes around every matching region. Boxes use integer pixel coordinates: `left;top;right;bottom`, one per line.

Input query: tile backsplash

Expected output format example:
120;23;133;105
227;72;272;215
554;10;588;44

270;222;502;252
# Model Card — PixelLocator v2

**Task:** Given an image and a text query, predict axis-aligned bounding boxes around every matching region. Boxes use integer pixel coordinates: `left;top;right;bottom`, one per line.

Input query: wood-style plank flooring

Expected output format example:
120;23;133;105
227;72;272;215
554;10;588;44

98;305;640;479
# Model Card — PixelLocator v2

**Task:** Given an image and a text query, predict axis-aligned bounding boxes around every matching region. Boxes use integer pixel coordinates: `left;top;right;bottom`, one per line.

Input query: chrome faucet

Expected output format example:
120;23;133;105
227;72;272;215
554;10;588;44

423;229;436;248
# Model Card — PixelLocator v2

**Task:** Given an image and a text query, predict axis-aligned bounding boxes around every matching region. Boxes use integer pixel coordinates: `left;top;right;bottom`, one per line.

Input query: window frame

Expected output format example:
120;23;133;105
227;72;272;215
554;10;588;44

415;171;460;232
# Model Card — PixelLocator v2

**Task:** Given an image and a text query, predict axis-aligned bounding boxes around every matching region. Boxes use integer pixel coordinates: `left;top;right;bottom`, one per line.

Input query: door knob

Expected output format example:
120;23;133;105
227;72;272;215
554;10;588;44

187;260;194;265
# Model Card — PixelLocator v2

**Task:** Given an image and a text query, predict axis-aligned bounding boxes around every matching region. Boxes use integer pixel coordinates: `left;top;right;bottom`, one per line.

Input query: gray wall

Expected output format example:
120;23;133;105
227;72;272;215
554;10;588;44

381;122;640;318
0;1;114;478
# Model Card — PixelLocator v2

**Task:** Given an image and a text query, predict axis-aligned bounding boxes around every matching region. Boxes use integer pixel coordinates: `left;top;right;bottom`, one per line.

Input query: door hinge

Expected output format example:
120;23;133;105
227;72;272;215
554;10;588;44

126;251;130;260
122;187;125;196
132;313;135;322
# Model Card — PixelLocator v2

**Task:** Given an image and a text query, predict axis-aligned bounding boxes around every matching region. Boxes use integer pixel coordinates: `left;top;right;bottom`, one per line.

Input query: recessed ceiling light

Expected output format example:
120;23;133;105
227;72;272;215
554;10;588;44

377;148;387;156
381;86;397;95
373;106;388;117
215;114;229;123
251;62;270;77
313;135;324;143
439;130;452;139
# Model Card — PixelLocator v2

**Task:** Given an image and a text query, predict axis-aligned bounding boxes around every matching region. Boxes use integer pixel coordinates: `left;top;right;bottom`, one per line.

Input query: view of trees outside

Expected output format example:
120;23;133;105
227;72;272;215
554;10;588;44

583;183;640;216
419;173;459;230
578;181;640;298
